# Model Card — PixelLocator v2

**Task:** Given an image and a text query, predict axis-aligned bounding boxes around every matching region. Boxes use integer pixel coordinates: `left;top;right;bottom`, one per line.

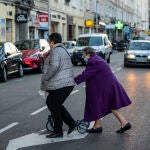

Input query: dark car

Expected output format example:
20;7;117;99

124;40;150;67
0;42;23;82
14;39;50;72
113;40;129;51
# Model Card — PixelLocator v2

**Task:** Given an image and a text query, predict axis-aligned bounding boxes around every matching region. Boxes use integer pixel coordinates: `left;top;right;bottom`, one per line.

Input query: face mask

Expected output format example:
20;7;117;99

83;57;88;64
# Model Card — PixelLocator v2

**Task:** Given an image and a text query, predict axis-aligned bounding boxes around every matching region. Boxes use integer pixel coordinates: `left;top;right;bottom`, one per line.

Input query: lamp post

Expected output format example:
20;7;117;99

96;0;99;33
48;0;51;35
122;0;124;40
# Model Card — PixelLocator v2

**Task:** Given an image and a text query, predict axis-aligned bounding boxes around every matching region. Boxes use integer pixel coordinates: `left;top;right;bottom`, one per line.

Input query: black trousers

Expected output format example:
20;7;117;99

46;86;75;134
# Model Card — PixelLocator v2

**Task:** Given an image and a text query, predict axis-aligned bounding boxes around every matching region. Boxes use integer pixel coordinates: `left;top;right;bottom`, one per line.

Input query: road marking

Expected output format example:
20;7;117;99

30;106;47;116
15;79;23;82
0;122;19;134
30;90;79;116
70;89;79;95
6;122;94;150
0;83;7;87
116;67;122;71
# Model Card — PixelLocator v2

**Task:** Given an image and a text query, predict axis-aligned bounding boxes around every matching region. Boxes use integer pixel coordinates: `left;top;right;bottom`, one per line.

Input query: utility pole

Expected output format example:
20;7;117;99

122;0;124;40
96;0;99;33
48;0;51;35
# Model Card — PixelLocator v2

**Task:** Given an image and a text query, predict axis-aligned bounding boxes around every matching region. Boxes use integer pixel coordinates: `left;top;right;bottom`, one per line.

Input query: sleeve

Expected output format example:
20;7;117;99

42;49;60;81
74;61;100;85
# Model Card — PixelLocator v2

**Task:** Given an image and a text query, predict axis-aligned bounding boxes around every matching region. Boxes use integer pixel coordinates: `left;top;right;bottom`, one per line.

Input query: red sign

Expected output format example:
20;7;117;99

38;14;48;22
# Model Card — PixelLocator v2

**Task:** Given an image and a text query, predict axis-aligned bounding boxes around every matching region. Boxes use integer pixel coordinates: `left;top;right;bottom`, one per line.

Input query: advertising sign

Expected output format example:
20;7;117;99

15;14;28;23
38;13;48;29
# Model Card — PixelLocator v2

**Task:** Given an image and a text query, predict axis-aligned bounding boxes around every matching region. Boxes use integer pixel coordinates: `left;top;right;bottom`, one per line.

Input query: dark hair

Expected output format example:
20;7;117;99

48;32;62;44
82;47;95;55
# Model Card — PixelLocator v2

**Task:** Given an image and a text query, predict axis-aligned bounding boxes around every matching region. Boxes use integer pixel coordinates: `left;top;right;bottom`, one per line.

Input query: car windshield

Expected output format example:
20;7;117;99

63;42;72;49
15;40;39;50
76;37;103;46
129;42;150;50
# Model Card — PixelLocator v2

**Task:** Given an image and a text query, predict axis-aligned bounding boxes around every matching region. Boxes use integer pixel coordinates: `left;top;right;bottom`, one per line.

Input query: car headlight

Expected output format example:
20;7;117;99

148;55;150;59
127;54;135;59
28;52;39;58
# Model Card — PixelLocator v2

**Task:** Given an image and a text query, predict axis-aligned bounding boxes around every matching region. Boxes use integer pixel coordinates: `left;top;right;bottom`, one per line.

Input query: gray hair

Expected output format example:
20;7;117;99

82;47;95;55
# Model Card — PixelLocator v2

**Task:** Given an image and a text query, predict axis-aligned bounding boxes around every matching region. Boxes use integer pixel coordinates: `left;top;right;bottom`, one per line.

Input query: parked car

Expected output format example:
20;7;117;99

0;42;23;82
62;41;76;56
124;40;150;67
71;33;112;65
14;39;50;72
112;40;129;51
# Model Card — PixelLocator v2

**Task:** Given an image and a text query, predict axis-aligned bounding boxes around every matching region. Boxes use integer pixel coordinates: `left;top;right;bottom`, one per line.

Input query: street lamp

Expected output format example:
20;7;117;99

96;0;99;33
48;0;51;35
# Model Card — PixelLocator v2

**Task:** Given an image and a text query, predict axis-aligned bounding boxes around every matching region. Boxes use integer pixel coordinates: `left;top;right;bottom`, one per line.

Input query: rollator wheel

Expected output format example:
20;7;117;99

77;122;89;134
46;121;54;132
80;120;90;128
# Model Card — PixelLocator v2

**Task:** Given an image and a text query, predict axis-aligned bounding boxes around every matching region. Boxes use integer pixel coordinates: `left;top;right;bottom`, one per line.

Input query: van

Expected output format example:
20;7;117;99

71;33;112;65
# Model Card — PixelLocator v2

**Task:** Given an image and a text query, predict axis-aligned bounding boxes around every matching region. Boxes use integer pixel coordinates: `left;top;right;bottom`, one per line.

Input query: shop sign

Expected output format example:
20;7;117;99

84;19;94;27
38;13;48;28
15;14;27;23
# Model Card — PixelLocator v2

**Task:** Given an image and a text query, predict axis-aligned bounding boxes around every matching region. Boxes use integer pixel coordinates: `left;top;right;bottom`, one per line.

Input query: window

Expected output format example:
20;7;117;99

4;43;11;54
80;0;83;10
9;43;18;53
71;0;77;7
86;0;90;10
76;37;103;46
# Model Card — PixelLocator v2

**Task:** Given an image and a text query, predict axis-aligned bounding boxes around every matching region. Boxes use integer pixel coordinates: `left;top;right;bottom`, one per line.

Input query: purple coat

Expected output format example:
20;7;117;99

74;53;132;122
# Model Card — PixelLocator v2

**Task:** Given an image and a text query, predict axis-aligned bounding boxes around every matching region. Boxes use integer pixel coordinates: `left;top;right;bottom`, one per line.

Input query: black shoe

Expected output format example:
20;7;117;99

67;124;76;134
87;127;102;133
116;122;132;133
46;132;63;138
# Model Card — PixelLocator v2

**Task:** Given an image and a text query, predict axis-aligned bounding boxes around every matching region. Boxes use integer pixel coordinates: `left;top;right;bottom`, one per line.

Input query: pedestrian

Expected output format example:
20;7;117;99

74;47;132;134
41;33;76;138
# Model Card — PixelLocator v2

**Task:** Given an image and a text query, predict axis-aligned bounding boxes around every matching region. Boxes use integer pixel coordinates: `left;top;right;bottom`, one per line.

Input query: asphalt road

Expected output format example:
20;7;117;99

0;52;150;150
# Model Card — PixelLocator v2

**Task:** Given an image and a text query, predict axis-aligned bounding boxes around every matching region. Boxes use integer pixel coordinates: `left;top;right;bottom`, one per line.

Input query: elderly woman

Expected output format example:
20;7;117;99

74;47;132;133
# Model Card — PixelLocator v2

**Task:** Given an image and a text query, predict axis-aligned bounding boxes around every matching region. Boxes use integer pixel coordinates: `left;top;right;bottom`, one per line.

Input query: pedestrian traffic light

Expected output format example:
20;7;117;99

115;20;124;30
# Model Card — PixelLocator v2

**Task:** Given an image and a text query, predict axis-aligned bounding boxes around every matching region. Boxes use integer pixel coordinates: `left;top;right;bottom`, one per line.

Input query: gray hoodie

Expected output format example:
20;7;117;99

41;43;75;91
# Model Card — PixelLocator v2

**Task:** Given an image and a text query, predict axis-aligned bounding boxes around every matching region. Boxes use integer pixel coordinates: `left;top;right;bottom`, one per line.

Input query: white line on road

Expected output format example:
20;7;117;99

30;106;47;116
30;90;79;116
116;67;122;71
0;122;19;134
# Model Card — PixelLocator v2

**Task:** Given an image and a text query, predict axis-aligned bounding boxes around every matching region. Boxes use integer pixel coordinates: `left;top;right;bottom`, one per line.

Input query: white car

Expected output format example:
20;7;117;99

124;40;150;67
71;33;112;65
63;41;76;56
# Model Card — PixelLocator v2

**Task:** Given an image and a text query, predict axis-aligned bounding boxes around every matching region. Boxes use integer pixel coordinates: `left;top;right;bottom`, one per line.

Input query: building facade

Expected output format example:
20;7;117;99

0;0;149;42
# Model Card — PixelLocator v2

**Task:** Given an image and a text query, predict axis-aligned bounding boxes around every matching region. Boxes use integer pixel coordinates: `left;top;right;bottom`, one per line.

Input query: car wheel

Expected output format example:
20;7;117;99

124;60;128;67
107;54;110;63
18;64;24;77
39;58;44;73
1;67;7;82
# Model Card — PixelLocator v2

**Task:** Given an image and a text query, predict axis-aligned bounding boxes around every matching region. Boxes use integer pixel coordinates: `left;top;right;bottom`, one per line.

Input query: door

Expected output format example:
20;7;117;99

4;43;13;74
8;43;20;72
